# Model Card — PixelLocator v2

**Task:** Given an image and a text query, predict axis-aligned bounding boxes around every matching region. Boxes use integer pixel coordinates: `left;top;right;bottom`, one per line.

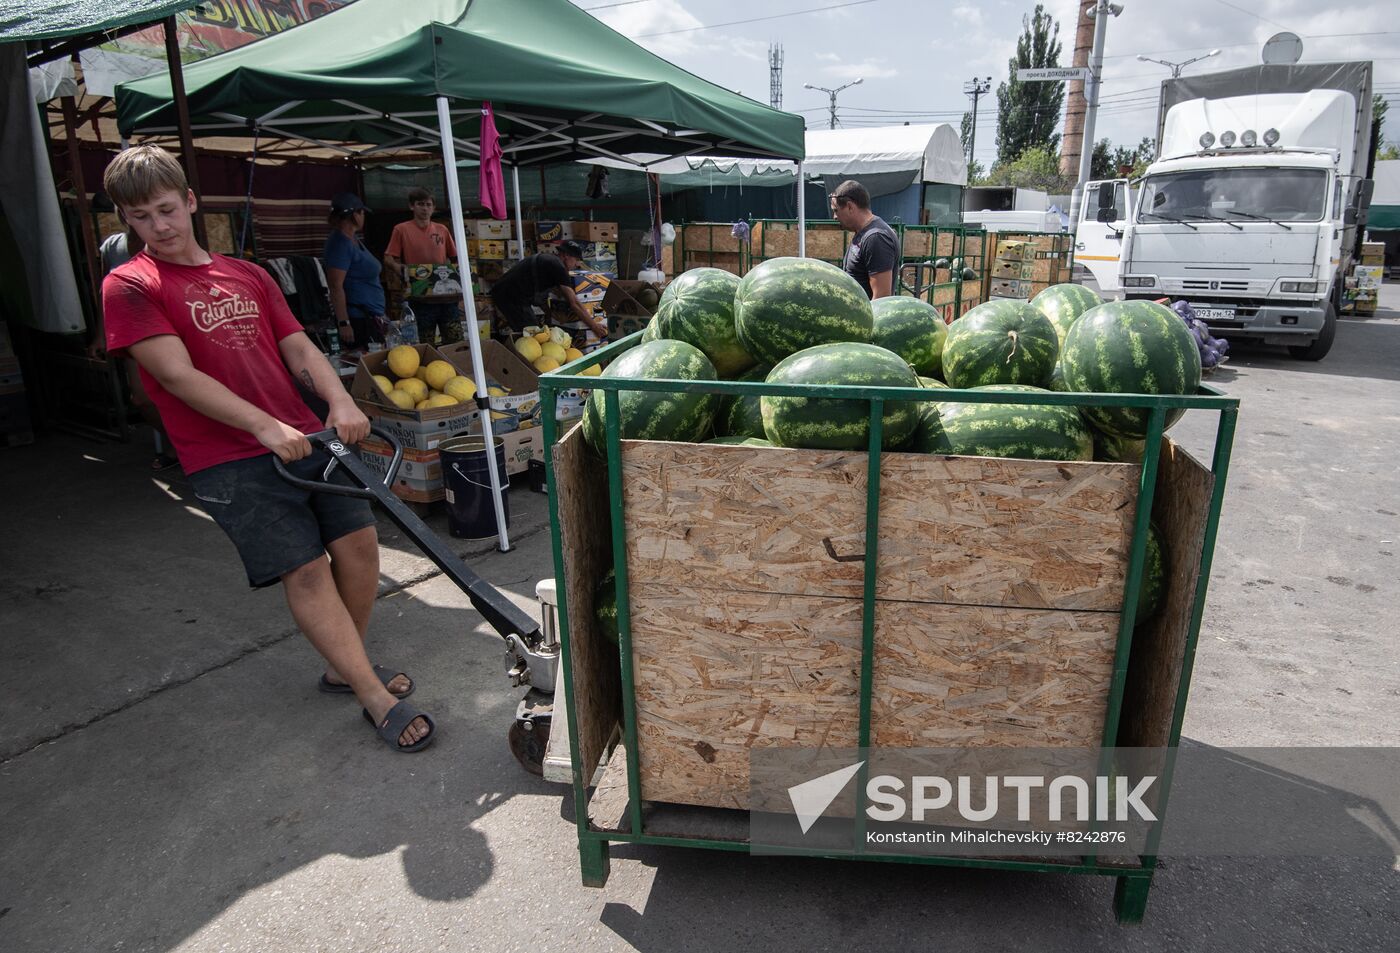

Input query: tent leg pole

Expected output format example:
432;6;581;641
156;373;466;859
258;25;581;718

512;164;525;258
164;15;206;249
436;95;511;553
796;160;806;258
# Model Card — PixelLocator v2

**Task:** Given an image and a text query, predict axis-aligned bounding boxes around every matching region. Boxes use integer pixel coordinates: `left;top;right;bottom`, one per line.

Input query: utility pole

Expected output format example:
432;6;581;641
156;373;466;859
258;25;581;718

963;76;992;165
804;78;863;129
1068;0;1123;229
769;43;784;110
1060;0;1096;178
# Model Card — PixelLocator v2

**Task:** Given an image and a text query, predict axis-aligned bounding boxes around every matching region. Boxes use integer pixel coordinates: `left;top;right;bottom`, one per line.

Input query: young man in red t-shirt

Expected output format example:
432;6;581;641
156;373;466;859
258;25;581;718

383;188;462;345
101;146;433;752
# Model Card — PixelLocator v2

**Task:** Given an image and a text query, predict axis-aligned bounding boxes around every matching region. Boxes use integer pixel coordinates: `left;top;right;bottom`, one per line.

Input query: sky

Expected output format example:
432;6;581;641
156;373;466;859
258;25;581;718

568;0;1400;167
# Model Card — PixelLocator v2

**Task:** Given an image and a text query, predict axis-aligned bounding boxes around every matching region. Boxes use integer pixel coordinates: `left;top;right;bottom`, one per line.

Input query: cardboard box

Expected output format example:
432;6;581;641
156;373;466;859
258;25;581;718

357;439;445;490
989;278;1034;299
468;239;507;261
573;221;619;242
439;339;542;431
446;424;544;474
571;272;613;305
505;239;532;259
991;258;1035;281
1354;264;1384;289
352;344;482;450
464;219;512;240
536;221;578;242
579;241;617;262
1361;241;1385;257
600;280;659;318
994;239;1032;261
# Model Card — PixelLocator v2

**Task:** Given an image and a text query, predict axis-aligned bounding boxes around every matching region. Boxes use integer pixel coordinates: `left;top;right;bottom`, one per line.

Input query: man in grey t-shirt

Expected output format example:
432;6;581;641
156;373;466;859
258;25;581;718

830;179;897;299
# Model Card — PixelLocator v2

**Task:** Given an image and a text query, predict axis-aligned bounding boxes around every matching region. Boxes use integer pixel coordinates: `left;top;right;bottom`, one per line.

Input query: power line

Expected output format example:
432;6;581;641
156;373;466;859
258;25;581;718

635;0;880;38
1210;0;1292;30
1105;30;1400;60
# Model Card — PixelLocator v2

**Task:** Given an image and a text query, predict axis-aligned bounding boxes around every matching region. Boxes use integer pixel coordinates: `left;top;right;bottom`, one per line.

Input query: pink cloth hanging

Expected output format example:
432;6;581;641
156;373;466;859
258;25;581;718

478;102;507;219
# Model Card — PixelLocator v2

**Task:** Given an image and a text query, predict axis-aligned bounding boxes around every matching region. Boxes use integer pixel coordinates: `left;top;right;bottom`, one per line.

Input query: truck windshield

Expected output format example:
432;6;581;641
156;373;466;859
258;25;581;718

1137;168;1328;223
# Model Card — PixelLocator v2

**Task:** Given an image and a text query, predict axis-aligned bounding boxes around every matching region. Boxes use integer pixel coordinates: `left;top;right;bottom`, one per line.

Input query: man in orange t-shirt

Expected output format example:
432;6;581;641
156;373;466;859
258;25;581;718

384;188;462;345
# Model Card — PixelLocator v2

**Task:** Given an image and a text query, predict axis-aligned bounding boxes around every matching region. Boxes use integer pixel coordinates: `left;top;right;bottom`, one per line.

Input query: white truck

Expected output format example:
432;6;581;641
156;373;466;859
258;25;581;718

1076;62;1375;360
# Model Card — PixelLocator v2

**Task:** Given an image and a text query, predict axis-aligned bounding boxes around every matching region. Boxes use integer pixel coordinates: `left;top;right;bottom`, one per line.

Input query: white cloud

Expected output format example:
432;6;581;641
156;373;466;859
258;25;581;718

824;59;898;81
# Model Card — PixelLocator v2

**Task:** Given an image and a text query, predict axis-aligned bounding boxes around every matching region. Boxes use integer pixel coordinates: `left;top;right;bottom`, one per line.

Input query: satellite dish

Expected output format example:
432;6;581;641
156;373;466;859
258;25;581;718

1262;32;1303;65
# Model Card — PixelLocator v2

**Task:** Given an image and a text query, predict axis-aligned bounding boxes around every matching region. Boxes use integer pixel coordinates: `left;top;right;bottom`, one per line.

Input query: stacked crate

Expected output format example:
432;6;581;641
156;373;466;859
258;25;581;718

1342;242;1385;315
983;231;1075;299
988;238;1036;301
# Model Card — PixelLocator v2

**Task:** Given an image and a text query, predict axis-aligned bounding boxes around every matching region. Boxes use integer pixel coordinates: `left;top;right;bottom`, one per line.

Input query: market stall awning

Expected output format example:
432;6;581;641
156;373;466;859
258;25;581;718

1370;159;1400;231
115;0;806;164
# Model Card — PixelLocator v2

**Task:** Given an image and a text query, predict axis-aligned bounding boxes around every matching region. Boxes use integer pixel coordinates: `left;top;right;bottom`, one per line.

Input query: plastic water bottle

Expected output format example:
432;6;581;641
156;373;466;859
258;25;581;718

328;322;341;358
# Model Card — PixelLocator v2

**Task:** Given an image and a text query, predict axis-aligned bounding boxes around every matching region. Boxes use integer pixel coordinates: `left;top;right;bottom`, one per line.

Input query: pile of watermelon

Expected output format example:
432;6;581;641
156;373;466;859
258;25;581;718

578;266;1196;626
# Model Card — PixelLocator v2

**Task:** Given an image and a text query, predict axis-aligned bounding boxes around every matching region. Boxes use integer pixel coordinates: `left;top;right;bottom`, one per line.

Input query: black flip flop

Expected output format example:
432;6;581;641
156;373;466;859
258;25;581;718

363;702;435;753
318;664;414;699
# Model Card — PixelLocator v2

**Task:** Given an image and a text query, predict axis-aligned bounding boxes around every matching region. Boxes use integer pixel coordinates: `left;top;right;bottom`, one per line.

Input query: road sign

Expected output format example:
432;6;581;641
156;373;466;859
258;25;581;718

1017;67;1091;82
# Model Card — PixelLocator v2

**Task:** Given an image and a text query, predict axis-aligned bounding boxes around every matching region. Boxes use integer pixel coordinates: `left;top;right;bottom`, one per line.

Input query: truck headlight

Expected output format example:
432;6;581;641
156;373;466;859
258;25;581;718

1263;128;1280;146
1219;130;1237;147
1199;132;1216;149
1241;129;1258;147
1123;276;1156;288
1279;280;1317;294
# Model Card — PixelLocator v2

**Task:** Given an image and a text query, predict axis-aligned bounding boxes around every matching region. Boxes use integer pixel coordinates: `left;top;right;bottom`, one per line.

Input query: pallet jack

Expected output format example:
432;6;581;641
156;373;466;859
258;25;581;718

274;427;559;773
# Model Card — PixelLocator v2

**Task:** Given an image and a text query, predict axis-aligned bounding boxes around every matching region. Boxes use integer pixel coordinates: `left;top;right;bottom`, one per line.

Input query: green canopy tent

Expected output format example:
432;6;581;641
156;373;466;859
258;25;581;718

115;0;807;551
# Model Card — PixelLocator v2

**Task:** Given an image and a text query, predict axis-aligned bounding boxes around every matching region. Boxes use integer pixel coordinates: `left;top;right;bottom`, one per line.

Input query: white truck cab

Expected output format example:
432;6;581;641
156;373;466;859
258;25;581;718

1074;177;1131;292
1115;62;1374;361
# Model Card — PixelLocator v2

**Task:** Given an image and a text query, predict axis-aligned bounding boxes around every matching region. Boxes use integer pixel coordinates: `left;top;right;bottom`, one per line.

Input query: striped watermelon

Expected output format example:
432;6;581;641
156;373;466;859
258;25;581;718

872;296;947;377
655;268;754;377
734;257;873;365
942;299;1059;389
761;342;918;450
910;384;1093;461
714;363;771;439
582;340;718;454
918;376;948;389
1093;430;1146;464
1032;283;1103;344
1048;360;1068;392
1060;300;1201;439
1136;524;1166;626
639;318;662;343
595;569;619;645
705;436;774;446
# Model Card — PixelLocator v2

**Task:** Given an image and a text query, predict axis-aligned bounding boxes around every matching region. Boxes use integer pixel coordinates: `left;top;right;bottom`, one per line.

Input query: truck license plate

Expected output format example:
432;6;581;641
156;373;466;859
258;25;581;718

1194;306;1236;322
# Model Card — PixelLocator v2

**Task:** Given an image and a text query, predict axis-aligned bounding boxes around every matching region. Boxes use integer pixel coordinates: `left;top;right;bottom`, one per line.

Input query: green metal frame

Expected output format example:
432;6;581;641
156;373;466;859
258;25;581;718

540;333;1239;923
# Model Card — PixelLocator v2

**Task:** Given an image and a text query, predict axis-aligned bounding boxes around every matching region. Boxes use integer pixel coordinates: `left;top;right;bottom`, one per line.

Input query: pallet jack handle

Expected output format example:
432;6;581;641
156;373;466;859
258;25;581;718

273;428;543;644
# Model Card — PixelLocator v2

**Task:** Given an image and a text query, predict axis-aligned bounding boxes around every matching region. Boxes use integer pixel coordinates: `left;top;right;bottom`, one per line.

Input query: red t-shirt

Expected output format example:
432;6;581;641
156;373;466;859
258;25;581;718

103;252;323;474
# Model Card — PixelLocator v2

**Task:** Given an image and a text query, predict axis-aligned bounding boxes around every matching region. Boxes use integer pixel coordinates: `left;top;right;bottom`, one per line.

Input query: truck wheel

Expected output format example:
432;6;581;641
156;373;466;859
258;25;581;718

1288;303;1336;361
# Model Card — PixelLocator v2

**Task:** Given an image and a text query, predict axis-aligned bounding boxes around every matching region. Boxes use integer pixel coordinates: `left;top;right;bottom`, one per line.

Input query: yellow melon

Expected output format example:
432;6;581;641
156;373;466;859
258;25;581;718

372;374;394;395
540;342;567;364
386;388;417;410
533;356;561;373
564;347;584;363
396;377;429;403
444;376;477;402
425;359;457;391
386;345;420;379
514;336;543;362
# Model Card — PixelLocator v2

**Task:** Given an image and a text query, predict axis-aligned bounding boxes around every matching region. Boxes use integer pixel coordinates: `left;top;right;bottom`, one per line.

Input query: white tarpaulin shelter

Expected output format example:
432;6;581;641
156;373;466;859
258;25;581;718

593;124;968;189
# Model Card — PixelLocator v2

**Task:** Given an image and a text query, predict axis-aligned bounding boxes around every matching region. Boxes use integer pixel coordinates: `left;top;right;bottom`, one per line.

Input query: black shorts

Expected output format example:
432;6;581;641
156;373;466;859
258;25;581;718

189;453;377;588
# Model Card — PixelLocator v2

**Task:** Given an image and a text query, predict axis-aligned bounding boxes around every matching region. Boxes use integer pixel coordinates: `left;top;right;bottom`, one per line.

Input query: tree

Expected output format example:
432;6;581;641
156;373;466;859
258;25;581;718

1090;138;1113;179
1090;136;1156;180
995;5;1064;166
960;111;973;156
983;145;1066;193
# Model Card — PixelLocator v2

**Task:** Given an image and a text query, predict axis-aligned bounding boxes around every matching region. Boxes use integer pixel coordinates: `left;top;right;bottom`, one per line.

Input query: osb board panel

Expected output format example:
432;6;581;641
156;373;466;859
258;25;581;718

1119;438;1215;751
621;442;1139;612
902;229;934;258
630;585;1118;809
553;422;622;783
587;741;633;833
681;224;741;253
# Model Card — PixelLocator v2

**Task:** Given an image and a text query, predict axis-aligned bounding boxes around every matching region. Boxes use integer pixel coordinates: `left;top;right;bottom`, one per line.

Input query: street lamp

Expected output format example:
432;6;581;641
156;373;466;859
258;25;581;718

804;78;863;130
1137;49;1221;78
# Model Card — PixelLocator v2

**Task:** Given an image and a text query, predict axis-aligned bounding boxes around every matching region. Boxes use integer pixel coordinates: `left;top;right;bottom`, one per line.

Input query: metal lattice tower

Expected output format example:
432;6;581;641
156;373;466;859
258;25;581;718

769;43;784;110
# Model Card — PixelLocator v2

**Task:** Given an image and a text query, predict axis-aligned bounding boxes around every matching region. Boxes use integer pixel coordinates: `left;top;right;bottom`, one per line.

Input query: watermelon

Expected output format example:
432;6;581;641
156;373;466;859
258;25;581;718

1032;283;1102;344
582;340;718;454
654;268;754;377
1135;525;1166;626
734;257;873;365
636;286;661;310
1093;430;1146;464
761;342;919;450
942;299;1059;389
1047;360;1069;392
918;376;948;389
714;363;771;439
872;296;947;377
705;436;774;446
595;569;619;645
1059;300;1202;439
640;317;662;342
910;384;1093;461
